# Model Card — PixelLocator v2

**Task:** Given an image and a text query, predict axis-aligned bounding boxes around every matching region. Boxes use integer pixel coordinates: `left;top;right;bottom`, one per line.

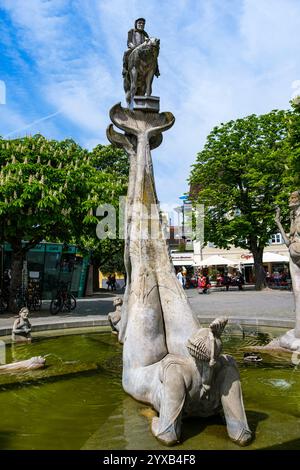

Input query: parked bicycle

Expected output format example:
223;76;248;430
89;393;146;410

26;283;42;311
50;282;76;315
14;285;42;311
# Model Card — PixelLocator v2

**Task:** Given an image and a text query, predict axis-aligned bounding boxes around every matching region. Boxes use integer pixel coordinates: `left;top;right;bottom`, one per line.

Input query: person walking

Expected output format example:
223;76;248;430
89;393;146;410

106;274;112;290
111;274;117;291
236;272;245;291
177;270;184;288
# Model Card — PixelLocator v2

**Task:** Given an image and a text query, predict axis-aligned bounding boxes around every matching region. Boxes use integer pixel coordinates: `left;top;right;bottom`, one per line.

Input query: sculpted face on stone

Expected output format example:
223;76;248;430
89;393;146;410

19;307;29;319
135;18;145;31
187;317;228;362
289;190;300;208
113;297;123;308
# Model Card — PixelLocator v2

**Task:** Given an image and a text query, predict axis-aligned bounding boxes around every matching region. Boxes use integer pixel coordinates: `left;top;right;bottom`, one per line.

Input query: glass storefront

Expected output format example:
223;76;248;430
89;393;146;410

1;242;90;299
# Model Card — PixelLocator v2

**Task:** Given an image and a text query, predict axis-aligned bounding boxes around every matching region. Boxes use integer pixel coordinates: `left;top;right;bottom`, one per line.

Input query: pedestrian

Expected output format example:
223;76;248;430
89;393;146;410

198;273;210;294
106;274;112;290
223;273;230;291
236;272;244;291
111;274;117;291
177;270;184;288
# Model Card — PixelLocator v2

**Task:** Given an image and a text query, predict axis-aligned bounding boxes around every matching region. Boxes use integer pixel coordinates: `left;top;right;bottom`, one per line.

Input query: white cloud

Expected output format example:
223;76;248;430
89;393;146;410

1;0;300;204
0;107;27;137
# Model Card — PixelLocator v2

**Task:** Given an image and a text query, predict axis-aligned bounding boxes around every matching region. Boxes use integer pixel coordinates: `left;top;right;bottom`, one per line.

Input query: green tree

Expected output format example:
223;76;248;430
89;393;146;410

0;136;128;309
285;99;300;186
190;110;291;290
79;144;129;284
0;135;90;309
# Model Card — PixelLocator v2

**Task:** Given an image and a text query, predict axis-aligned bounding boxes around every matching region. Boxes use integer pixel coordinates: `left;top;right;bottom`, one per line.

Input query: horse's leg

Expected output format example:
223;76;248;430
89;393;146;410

130;67;137;104
126;92;131;107
145;71;155;96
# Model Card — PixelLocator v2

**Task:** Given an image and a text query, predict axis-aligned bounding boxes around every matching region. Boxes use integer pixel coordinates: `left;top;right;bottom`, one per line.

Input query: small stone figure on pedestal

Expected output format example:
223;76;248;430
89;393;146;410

12;307;32;342
108;297;123;335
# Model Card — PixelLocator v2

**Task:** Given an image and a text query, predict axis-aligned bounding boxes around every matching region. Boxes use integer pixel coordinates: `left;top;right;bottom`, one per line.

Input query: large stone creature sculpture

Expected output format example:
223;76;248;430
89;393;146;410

275;191;300;351
106;20;252;446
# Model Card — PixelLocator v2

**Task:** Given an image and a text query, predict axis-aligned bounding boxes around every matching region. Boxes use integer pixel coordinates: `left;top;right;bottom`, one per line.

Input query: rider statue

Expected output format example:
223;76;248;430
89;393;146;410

122;18;160;105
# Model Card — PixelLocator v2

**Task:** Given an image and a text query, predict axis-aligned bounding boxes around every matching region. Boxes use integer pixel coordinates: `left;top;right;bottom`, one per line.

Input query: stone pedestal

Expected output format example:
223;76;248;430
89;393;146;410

132;95;160;112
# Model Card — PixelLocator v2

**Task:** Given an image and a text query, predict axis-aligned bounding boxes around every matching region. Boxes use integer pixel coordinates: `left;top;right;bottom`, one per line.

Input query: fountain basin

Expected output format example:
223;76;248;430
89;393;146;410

0;326;299;450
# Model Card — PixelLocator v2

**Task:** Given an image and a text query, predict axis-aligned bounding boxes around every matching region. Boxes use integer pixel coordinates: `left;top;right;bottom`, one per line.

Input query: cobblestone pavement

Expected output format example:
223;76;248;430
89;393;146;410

186;287;294;321
0;288;295;333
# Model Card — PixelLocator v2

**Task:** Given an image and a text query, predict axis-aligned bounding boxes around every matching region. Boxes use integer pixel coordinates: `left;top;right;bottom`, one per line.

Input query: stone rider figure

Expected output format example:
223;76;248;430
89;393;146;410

122;18;160;80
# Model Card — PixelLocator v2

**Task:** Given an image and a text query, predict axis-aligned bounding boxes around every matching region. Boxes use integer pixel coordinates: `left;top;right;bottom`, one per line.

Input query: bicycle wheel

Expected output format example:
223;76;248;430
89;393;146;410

70;294;76;311
63;298;72;312
0;298;8;314
33;295;42;311
50;298;62;315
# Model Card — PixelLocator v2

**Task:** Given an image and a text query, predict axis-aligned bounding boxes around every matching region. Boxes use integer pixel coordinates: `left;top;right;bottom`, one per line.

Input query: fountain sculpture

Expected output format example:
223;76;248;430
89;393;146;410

107;18;252;446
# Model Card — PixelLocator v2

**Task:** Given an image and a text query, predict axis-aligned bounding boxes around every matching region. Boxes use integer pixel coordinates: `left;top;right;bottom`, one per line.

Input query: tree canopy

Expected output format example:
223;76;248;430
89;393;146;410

79;143;129;275
0;135;128;309
189;109;292;289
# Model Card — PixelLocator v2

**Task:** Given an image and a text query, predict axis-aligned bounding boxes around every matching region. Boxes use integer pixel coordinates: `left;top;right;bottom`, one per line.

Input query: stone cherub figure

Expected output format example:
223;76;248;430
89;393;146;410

275;191;300;347
12;307;32;342
122;18;160;106
187;317;228;399
108;297;123;335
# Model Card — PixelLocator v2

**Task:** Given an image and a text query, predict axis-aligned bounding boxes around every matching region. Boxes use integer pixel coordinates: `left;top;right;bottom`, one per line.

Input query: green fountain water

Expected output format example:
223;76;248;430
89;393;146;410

0;327;299;450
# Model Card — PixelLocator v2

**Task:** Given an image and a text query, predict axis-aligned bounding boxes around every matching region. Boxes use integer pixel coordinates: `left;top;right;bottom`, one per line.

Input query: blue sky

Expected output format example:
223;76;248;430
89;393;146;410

1;0;300;210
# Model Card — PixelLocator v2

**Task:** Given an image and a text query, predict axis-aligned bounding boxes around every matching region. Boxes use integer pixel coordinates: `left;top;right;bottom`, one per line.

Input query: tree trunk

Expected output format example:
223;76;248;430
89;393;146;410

93;264;99;291
9;241;24;313
251;248;265;290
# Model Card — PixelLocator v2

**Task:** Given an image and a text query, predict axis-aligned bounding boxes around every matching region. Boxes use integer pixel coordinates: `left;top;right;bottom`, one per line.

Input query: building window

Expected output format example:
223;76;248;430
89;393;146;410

270;233;283;244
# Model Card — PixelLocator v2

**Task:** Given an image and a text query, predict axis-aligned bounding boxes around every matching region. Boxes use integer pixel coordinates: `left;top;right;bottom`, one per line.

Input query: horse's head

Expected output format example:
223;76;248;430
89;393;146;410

147;37;160;50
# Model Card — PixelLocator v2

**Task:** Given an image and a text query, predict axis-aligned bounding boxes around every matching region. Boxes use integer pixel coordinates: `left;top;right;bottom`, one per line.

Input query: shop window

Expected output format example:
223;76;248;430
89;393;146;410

43;252;61;299
270;233;283;244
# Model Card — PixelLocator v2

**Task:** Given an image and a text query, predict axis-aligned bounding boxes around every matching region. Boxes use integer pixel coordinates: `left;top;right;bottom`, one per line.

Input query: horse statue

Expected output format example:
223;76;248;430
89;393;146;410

123;37;160;107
